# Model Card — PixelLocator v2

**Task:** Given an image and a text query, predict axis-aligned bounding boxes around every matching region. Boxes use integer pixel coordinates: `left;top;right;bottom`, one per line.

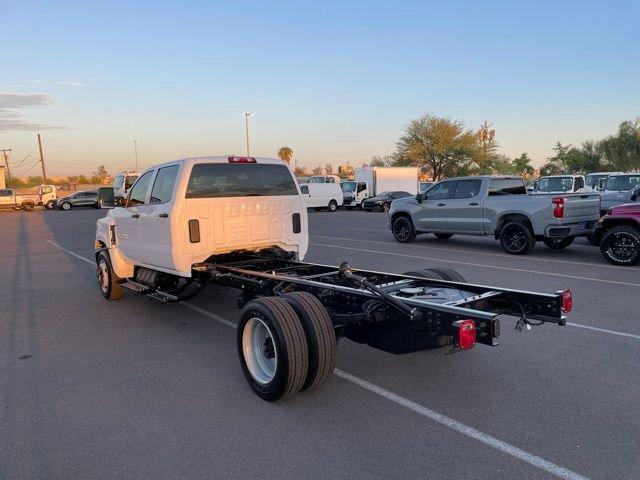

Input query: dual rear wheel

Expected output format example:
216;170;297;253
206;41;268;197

237;292;337;401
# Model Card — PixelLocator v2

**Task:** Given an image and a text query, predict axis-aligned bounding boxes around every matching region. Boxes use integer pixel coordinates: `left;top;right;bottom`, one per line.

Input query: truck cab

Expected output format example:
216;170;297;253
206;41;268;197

96;156;308;278
600;173;640;213
112;170;139;202
536;175;586;194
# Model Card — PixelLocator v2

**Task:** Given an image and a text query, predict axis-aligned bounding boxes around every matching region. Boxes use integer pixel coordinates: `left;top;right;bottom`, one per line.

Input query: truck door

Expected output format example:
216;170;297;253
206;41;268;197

114;171;154;262
0;189;14;207
299;185;313;207
415;181;453;232
140;165;180;269
445;179;483;233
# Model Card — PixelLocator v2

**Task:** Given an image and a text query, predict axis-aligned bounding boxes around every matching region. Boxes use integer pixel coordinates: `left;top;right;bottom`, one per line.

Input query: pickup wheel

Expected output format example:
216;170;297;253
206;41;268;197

499;221;535;255
434;233;453;240
238;297;309;401
328;200;338;212
599;226;640;266
45;200;55;210
542;237;574;250
97;252;124;300
403;267;467;283
392;216;416;243
21;203;35;212
282;292;336;391
60;202;71;211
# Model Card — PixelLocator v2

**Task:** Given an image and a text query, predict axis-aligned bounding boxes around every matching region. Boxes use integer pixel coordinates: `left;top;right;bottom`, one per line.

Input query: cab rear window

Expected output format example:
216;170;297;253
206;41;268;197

186;163;298;198
488;179;526;195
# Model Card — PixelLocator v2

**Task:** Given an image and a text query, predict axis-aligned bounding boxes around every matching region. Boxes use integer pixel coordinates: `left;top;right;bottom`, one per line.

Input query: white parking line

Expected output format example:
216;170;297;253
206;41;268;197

310;242;640;288
45;240;622;479
311;234;621;270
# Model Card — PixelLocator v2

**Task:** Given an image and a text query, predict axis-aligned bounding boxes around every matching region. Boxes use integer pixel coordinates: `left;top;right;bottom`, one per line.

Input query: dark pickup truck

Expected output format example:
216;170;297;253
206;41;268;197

597;203;640;266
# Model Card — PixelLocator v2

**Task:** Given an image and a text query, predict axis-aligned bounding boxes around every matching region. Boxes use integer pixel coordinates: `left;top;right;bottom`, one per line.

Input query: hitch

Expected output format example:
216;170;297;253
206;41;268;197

339;262;423;324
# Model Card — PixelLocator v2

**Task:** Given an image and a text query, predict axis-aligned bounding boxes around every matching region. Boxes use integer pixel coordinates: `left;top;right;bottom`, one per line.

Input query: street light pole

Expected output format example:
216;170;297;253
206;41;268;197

134;140;139;171
243;112;253;156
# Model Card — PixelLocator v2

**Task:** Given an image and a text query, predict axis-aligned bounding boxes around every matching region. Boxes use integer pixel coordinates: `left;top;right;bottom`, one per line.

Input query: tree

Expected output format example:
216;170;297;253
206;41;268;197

293;166;307;177
311;166;324;175
277;146;294;164
324;163;333;175
512;153;535;177
600;118;640;171
92;165;109;184
369;154;395;167
78;175;89;184
394;114;478;181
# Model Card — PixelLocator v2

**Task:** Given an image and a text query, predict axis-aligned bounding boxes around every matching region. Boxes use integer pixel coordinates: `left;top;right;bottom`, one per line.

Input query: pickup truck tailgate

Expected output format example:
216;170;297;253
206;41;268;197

563;194;600;219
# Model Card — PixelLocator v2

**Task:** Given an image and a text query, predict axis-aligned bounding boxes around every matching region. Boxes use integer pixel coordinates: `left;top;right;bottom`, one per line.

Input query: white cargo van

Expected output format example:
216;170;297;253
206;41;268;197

299;182;343;211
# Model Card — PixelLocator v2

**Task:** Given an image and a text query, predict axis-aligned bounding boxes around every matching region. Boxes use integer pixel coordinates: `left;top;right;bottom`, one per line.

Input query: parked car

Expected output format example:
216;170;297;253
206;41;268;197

599;173;640;214
0;188;36;211
57;190;99;210
299;182;343;211
389;176;601;254
595;203;640;266
362;191;413;212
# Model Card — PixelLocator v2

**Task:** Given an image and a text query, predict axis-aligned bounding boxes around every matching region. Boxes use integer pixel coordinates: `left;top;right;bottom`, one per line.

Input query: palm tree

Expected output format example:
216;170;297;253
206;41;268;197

277;146;294;164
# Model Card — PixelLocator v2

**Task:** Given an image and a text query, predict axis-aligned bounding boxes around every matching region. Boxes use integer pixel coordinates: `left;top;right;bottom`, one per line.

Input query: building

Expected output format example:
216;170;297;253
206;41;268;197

0;165;6;189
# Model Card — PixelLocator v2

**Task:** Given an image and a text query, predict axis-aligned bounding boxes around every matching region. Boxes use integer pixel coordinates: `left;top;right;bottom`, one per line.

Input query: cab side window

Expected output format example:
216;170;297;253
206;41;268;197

150;165;179;204
127;171;154;206
426;181;453;200
0;189;12;197
453;180;481;199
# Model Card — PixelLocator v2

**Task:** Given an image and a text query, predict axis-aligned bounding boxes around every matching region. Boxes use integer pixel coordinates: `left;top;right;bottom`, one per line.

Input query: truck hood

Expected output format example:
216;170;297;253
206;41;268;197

609;203;640;214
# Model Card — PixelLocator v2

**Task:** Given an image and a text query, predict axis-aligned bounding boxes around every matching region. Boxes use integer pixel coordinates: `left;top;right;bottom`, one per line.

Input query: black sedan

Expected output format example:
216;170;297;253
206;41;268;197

362;191;413;212
57;190;99;211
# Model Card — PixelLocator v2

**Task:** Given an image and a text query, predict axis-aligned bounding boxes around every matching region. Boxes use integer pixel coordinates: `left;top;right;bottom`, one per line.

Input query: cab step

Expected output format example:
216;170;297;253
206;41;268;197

121;280;152;294
146;291;179;303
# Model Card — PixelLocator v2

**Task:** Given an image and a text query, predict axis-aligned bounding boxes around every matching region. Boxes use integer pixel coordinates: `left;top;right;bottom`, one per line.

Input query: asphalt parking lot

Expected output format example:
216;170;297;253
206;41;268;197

1;208;638;480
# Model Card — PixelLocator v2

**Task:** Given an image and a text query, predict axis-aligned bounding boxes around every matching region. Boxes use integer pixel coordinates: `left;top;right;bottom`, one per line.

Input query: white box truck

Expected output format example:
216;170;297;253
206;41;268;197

341;167;419;209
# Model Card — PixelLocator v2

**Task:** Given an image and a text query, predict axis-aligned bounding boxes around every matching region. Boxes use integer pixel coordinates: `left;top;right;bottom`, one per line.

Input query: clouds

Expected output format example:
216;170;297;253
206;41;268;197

57;81;85;87
0;93;64;132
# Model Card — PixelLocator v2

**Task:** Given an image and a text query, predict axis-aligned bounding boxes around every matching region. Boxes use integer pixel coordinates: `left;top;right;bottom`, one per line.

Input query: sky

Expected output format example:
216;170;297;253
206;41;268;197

1;0;638;177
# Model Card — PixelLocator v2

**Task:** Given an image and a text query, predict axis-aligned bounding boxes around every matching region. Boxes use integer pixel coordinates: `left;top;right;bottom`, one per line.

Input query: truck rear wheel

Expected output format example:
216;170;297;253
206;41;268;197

238;297;309;401
392;216;416;243
499;221;535;255
97;251;124;300
542;237;574;249
21;202;35;212
282;292;337;391
599;226;640;266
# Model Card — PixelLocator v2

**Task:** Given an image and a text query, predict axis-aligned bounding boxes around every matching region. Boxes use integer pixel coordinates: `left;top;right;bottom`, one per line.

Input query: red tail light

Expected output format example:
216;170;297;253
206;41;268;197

453;319;476;350
560;289;572;314
552;197;564;218
228;156;256;163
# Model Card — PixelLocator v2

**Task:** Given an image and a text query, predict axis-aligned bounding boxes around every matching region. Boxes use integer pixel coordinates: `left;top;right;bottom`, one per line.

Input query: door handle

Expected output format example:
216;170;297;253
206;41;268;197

437;203;446;206
131;213;139;218
159;213;169;218
469;202;479;206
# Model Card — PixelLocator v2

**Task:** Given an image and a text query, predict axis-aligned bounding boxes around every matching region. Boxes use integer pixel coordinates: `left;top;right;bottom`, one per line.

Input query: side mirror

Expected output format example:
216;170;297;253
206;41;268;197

416;193;424;204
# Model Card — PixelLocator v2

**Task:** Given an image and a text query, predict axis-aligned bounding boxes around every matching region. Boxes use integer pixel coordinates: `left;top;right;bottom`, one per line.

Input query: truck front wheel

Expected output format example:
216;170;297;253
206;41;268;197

97;251;124;300
392;216;416;243
499;221;535;255
21;203;35;212
542;237;574;249
599;226;640;266
238;297;309;401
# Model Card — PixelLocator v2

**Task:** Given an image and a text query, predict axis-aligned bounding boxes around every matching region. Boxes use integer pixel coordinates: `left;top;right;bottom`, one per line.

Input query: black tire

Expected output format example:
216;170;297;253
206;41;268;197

60;202;71;211
585;232;601;246
281;292;336;391
499;221;535;255
599;226;640;266
45;200;55;210
96;251;124;300
21;202;35;212
542;237;575;250
434;233;453;240
382;202;391;213
237;297;309;401
328;200;338;212
392;216;416;243
403;267;467;283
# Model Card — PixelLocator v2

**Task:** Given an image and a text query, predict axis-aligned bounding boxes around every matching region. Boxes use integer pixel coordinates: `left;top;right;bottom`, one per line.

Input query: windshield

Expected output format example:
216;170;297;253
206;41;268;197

605;175;640;191
112;175;124;190
341;181;356;193
186;163;298;198
538;177;573;192
585;174;607;189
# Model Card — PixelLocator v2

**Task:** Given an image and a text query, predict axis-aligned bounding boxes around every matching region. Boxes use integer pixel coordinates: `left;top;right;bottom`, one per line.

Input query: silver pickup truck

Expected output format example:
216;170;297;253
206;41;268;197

389;176;600;254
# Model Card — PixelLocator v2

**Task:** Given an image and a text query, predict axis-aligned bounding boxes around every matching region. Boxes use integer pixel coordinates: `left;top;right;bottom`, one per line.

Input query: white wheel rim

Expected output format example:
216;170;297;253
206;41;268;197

98;260;109;293
63;203;70;210
242;317;277;384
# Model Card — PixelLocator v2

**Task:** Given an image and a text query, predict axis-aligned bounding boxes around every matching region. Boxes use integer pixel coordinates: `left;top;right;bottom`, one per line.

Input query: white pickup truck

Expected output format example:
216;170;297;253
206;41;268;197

95;156;574;401
0;188;36;211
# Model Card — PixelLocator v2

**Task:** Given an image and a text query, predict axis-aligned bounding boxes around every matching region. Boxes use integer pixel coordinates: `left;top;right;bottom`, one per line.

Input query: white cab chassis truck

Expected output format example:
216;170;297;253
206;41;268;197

95;156;572;401
342;167;419;208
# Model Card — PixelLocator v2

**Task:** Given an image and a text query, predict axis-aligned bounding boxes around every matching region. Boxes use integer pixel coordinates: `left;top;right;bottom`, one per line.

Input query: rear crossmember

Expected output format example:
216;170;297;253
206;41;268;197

187;253;569;354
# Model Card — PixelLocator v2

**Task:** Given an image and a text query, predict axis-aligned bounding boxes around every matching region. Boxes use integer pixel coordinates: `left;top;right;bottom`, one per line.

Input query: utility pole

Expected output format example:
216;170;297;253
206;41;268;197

1;148;11;178
243;112;253;156
37;134;47;182
134;140;139;171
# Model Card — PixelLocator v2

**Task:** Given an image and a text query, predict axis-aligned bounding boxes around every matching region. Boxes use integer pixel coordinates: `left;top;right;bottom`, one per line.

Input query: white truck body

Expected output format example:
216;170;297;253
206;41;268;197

96;156;308;278
307;175;340;184
342;167;419;207
112;170;139;200
299;182;343;210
